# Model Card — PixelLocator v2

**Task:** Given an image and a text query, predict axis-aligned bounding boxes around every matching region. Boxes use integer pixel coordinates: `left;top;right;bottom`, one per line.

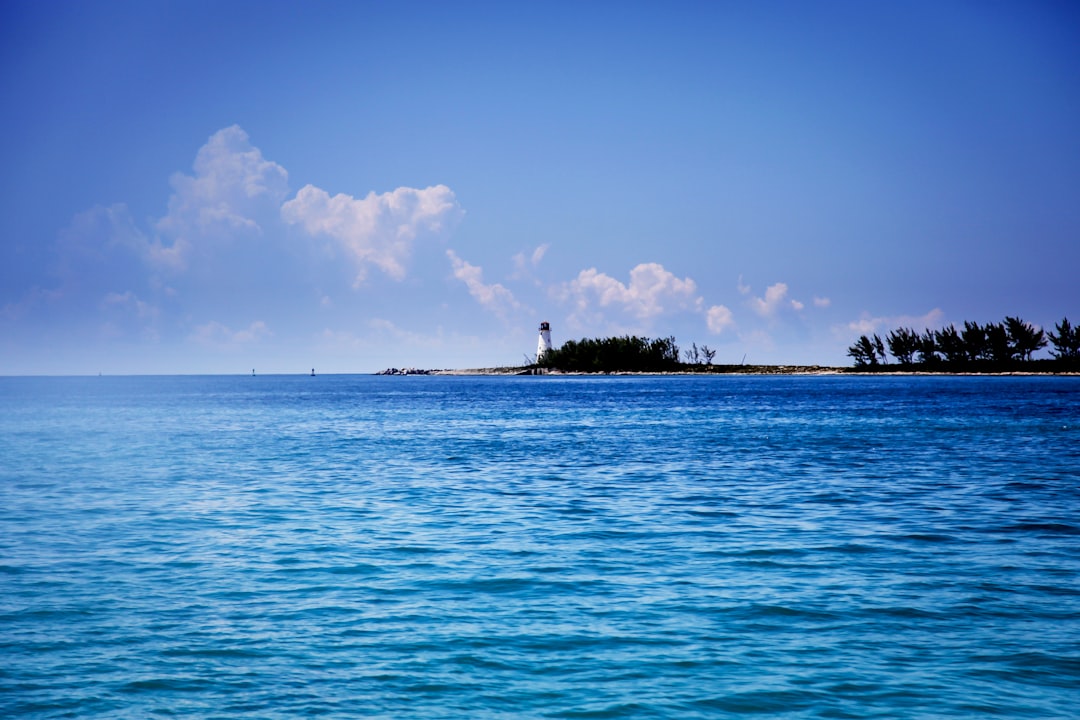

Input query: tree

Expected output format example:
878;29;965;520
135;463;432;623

701;345;717;365
874;335;887;365
962;321;988;362
1048;317;1080;361
1005;316;1047;361
886;327;921;365
540;335;681;372
985;322;1011;363
916;330;939;365
935;325;967;365
848;334;885;368
686;342;701;364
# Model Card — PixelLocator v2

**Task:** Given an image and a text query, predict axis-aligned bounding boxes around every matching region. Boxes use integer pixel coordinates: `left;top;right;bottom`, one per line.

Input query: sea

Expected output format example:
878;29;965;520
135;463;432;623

1;374;1078;719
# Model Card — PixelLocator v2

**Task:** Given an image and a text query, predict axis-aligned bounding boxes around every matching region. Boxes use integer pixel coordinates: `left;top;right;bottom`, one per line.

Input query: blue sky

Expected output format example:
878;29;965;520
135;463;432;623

2;0;1078;374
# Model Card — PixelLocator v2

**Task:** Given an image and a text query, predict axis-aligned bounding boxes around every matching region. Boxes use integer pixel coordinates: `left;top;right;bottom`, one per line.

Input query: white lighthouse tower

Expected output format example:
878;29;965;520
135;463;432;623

536;321;553;363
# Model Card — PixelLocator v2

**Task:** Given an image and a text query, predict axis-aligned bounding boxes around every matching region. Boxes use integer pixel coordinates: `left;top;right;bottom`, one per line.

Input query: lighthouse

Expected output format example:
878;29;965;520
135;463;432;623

536;321;553;363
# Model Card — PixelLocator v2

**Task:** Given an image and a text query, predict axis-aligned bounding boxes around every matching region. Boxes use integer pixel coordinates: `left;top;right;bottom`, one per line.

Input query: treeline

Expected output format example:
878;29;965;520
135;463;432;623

848;316;1079;371
539;335;682;372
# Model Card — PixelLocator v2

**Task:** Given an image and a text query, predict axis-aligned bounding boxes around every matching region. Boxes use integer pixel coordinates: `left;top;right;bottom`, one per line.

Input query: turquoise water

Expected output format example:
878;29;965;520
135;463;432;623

1;375;1078;719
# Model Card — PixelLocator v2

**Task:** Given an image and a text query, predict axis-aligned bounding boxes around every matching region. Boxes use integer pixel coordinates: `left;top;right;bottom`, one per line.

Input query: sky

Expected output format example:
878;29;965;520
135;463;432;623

2;0;1078;374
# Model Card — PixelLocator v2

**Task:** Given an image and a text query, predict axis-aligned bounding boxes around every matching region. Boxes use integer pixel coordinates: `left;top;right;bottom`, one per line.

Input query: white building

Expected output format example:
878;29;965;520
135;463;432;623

536;321;553;363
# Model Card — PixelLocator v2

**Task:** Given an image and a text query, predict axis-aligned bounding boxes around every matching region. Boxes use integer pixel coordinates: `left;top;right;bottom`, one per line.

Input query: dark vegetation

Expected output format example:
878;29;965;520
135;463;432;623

847;316;1079;372
538;335;683;372
527;317;1077;374
536;335;831;374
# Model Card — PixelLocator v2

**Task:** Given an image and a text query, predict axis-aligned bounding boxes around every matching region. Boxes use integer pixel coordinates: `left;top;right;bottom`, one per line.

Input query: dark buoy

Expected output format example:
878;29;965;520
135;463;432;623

311;368;315;377
252;369;255;376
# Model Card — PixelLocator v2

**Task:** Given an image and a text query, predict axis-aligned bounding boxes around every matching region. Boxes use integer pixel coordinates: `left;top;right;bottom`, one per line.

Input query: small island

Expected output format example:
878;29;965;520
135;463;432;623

375;316;1079;376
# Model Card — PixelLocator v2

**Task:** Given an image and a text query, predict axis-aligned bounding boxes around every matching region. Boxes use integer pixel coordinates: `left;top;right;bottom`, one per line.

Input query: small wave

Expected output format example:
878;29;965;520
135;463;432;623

118;677;212;693
694;689;823;713
901;533;959;543
552;702;650;718
1002;522;1080;536
818;542;883;555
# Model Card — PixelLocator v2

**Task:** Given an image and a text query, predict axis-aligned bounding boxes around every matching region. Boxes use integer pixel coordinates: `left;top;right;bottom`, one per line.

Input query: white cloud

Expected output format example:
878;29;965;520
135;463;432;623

155;125;289;267
706;305;734;334
562;262;699;321
844;308;945;337
750;282;791;317
282;182;462;285
447;250;519;316
512;243;551;283
191;320;271;347
737;275;751;295
748;282;807;317
530;244;549;266
813;296;831;308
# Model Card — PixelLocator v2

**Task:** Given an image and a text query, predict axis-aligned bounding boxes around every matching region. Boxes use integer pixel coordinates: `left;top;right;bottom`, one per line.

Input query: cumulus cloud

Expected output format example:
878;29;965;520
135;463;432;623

447;250;519;316
750;282;805;317
156;125;289;267
813;296;831;308
282;183;462;285
845;308;945;336
750;282;789;316
52;125;463;312
706;305;735;334
562;263;699;321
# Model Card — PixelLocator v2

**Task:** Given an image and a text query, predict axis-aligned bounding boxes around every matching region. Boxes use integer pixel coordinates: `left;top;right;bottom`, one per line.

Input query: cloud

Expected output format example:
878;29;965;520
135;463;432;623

844;308;945;336
191;319;271;347
751;280;812;317
282;183;462;285
55;204;153;287
750;282;788;316
102;290;159;320
813;296;831;308
737;275;751;295
447;250;519;316
51;125;290;306
562;262;699;321
530;244;550;266
513;243;550;276
155;125;289;268
98;291;161;340
706;305;734;334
